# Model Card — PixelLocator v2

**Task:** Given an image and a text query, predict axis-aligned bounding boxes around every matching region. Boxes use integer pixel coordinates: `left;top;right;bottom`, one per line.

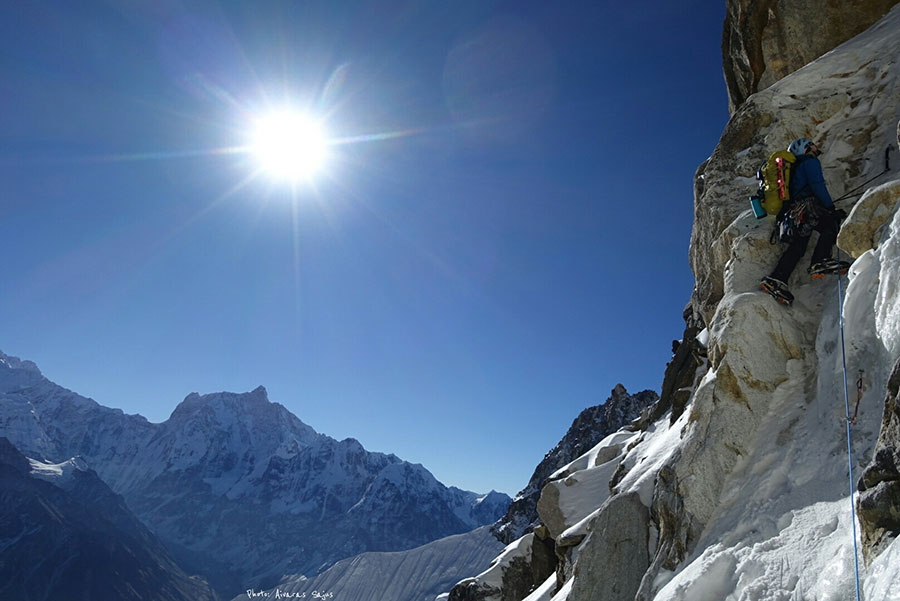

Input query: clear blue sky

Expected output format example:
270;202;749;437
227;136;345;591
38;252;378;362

0;0;728;496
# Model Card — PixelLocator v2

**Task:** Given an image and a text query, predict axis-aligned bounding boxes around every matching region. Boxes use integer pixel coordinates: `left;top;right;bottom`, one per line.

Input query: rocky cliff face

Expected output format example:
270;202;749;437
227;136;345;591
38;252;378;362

0;438;217;601
0;352;509;598
445;5;900;601
858;357;900;561
721;0;898;113
643;6;900;597
692;4;900;325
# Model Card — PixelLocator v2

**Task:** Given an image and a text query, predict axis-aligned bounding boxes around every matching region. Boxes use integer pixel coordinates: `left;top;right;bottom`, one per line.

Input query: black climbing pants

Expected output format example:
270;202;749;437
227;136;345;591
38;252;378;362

770;209;839;283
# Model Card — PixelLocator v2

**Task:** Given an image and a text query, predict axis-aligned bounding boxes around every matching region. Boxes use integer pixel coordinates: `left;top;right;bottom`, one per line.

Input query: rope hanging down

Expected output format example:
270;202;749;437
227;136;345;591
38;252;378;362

835;251;862;601
835;145;894;202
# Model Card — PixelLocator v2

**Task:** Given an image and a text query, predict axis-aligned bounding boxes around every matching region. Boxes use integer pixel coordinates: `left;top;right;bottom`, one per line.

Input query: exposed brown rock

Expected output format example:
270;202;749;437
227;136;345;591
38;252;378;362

722;0;899;113
858;357;900;562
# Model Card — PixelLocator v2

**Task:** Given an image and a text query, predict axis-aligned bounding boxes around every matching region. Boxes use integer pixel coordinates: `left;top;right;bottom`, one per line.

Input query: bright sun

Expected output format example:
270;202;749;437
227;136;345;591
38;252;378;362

251;110;330;182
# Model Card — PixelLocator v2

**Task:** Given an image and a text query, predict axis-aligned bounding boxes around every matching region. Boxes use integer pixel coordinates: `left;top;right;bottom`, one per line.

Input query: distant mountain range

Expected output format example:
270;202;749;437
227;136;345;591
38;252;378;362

0;350;509;598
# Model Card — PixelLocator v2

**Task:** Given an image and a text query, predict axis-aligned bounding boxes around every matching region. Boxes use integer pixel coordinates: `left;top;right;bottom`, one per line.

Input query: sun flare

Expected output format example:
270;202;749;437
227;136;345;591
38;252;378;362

251;111;330;182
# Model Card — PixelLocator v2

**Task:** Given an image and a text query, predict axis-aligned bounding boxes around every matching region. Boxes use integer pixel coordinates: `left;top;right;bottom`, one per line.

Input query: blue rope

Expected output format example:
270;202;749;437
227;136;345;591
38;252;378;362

836;260;862;601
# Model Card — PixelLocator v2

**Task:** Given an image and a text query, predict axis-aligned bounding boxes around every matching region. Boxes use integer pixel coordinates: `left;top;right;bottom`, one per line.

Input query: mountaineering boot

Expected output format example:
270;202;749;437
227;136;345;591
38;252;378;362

809;258;851;279
760;276;794;306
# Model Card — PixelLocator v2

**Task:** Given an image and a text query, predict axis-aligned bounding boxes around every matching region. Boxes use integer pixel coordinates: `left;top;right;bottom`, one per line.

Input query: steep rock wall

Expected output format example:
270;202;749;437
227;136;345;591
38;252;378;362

858;357;900;561
722;0;898;113
653;6;900;596
692;6;900;325
646;6;900;597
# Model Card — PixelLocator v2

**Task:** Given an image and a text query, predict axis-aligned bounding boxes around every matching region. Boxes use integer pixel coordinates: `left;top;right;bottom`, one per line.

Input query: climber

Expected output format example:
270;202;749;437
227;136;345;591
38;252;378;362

760;138;849;305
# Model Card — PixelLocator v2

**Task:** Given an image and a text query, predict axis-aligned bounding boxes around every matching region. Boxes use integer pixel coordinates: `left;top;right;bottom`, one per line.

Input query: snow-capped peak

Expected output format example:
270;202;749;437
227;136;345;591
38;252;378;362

0;349;46;395
0;349;42;376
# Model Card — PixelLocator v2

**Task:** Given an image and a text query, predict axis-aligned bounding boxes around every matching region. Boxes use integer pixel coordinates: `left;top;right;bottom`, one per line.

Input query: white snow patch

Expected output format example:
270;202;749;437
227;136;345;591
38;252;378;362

28;456;88;486
466;533;534;595
864;536;900;600
617;408;688;507
549;577;572;601
872;202;900;359
654;500;863;601
696;327;710;349
522;574;558;601
549;430;638;480
553;457;625;538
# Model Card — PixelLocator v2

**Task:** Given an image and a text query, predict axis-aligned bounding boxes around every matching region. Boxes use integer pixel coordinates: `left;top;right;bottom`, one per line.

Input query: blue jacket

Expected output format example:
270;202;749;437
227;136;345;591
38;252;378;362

790;155;834;208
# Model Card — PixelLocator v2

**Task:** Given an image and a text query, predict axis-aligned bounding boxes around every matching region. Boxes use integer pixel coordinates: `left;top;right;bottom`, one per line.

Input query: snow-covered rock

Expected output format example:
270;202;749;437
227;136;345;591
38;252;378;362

492;385;657;544
537;430;637;541
856;203;900;559
448;533;546;601
643;8;900;599
838;179;900;258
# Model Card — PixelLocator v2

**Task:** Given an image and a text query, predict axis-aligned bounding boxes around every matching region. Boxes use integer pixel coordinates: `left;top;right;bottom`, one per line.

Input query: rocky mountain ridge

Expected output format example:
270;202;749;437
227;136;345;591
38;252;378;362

491;384;658;544
0;351;509;598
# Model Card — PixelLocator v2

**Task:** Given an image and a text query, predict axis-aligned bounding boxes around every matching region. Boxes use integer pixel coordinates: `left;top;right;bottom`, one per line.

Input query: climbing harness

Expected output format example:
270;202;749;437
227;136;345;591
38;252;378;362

835;250;863;601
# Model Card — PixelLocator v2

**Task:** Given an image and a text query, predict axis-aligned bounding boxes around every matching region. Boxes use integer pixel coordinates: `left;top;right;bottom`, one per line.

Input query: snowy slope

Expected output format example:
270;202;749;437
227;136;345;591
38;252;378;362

0;353;509;598
232;526;503;601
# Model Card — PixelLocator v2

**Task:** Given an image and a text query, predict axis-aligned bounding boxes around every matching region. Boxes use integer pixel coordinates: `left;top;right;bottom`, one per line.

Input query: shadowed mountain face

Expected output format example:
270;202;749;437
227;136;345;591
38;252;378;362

0;437;218;601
